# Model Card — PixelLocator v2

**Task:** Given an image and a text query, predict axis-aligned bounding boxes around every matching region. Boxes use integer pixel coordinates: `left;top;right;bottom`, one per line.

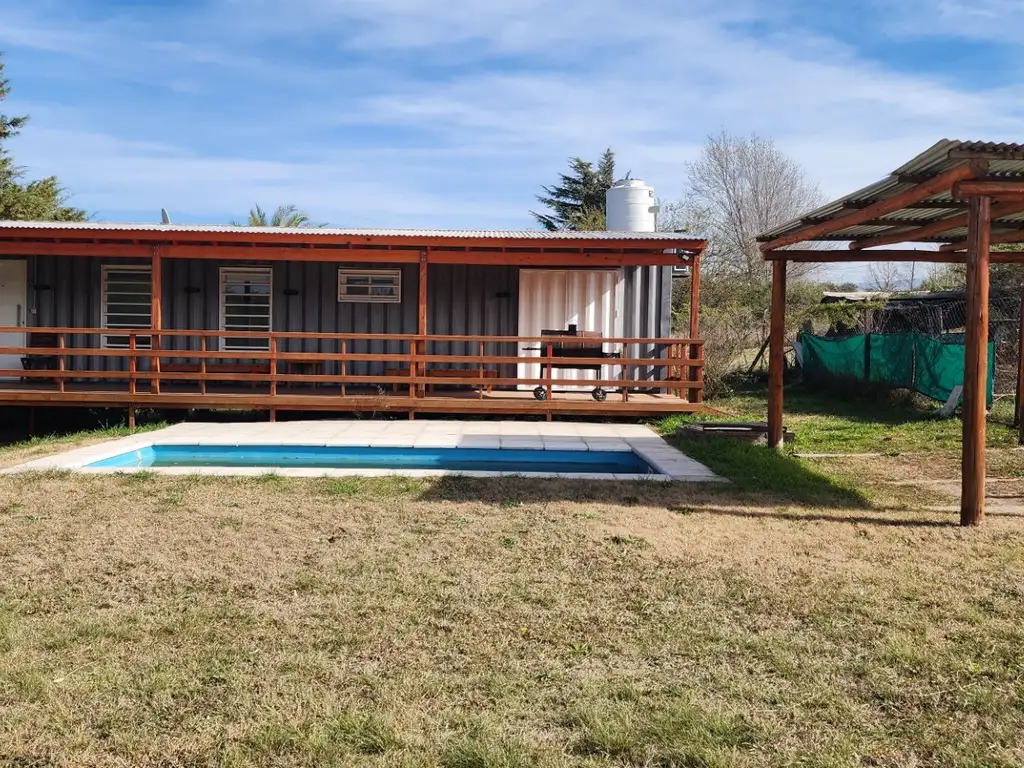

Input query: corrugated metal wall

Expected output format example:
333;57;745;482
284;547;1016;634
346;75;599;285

517;269;622;386
29;257;525;376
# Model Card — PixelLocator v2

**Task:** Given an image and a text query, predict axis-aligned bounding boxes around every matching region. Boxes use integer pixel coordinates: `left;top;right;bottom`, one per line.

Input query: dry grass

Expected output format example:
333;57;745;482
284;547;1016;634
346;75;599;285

2;469;1024;767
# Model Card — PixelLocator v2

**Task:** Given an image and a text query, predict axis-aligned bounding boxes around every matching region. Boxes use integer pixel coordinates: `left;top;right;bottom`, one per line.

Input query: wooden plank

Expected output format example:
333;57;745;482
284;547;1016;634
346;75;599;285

961;195;991;527
953;180;1024;198
759;161;987;252
850;199;1024;250
767;260;787;448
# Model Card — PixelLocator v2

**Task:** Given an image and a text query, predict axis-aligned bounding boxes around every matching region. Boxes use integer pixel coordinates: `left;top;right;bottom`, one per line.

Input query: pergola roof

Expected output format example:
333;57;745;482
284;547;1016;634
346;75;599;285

758;140;1024;250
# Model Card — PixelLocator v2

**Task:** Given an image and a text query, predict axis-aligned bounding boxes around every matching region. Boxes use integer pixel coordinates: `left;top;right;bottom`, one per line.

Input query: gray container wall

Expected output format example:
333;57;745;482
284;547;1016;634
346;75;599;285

622;265;673;381
30;257;525;376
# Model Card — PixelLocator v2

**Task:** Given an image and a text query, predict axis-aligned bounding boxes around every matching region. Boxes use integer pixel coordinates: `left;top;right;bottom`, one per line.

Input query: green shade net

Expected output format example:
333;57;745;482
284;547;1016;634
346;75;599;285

797;332;994;406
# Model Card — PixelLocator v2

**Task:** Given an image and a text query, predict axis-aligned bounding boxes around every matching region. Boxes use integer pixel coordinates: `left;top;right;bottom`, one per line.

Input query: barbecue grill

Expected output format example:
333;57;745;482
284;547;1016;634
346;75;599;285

525;325;621;401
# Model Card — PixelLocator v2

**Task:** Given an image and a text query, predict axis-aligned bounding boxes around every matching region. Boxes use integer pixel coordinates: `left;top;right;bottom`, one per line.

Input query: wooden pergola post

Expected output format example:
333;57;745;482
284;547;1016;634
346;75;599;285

688;252;702;403
961;195;991;527
767;259;787;448
151;245;162;396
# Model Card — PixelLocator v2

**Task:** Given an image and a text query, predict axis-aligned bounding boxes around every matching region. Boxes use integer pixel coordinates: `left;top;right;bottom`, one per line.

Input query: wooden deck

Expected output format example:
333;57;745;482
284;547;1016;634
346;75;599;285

0;328;705;420
0;380;699;417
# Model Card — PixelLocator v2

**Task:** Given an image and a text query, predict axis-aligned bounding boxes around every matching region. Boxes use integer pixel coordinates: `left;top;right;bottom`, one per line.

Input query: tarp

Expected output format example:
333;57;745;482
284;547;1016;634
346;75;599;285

798;332;994;406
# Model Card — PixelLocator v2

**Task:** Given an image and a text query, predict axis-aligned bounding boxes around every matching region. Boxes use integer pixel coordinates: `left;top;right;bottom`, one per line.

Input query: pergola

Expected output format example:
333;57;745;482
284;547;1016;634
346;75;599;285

758;140;1024;527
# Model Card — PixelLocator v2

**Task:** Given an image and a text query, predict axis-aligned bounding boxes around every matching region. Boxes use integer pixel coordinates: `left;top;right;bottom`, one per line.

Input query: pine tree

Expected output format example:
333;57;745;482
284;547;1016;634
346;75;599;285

531;149;615;231
0;53;87;221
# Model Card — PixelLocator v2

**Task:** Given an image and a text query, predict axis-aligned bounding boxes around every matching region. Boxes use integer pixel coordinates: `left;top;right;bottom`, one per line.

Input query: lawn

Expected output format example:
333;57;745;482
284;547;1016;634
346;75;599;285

1;392;1023;767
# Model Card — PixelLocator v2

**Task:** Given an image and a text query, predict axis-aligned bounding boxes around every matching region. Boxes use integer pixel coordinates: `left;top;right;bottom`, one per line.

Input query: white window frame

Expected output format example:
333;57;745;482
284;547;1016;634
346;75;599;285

100;264;152;349
338;268;402;304
219;266;273;352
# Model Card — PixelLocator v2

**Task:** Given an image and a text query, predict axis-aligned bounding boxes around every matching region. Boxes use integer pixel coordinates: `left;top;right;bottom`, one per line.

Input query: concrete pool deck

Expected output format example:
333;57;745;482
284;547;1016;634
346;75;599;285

5;421;722;482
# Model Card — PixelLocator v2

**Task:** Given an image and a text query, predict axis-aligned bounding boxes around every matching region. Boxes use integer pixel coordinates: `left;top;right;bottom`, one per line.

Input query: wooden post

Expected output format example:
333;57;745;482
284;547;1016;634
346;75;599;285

127;407;136;430
340;339;347;397
58;333;66;394
151;246;162;395
417;252;427;398
545;340;554;402
269;336;278;398
961;195;991;527
200;336;207;395
688;254;701;402
1016;295;1024;440
767;260;787;449
478;340;485;399
128;333;137;395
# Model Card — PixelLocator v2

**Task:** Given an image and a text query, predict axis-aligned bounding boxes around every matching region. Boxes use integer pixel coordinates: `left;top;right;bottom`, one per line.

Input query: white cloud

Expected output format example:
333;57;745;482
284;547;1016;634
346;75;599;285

1;0;1021;255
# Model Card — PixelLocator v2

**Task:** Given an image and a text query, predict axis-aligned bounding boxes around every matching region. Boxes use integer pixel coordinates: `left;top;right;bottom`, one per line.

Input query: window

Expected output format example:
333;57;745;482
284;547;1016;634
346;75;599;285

338;269;401;303
101;265;152;348
220;267;272;351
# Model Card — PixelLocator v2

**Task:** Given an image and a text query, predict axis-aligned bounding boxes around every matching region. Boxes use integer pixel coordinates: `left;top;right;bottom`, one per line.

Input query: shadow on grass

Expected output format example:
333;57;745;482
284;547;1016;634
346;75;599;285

418;437;869;510
690;506;955;528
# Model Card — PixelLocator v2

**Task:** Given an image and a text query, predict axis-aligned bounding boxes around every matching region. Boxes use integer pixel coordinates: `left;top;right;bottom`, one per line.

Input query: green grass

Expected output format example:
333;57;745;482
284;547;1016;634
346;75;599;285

661;384;1018;455
1;471;1022;766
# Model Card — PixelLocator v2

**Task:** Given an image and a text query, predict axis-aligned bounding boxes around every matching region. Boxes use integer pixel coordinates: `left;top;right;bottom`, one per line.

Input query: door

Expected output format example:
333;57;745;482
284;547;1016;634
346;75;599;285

517;269;623;389
0;260;28;378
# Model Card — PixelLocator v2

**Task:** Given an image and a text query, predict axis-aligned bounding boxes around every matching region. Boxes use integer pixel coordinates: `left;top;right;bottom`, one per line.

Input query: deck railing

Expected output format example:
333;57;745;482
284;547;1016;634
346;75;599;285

0;327;704;404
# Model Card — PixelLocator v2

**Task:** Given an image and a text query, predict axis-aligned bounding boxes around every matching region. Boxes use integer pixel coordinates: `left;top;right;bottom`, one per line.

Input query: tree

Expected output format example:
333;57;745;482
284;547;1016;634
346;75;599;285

0;53;87;221
232;203;321;228
531;149;615;231
682;132;824;281
867;261;910;292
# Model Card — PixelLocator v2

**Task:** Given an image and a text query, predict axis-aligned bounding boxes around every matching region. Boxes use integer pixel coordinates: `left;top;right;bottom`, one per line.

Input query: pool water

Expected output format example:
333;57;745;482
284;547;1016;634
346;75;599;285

87;445;654;475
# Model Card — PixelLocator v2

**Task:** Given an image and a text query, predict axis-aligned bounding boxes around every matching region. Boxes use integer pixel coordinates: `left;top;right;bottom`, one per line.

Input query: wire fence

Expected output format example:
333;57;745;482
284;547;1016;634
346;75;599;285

813;293;1022;397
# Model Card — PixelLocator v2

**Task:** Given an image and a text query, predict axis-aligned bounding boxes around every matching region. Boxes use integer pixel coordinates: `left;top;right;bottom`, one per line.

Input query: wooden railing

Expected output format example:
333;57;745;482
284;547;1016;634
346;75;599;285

0;327;704;404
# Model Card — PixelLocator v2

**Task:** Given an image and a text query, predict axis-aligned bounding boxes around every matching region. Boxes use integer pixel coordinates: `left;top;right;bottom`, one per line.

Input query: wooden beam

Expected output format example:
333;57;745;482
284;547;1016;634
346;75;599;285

961;195;991;527
0;242;151;257
426;251;686;267
759;161;987;252
851;199;1024;250
766;249;962;263
953;180;1024;198
939;229;1024;252
767;260;787;449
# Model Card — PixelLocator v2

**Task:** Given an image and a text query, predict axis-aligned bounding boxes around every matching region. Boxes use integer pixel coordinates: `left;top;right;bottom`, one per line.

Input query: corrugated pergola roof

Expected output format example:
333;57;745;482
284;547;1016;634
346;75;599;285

758;140;1024;248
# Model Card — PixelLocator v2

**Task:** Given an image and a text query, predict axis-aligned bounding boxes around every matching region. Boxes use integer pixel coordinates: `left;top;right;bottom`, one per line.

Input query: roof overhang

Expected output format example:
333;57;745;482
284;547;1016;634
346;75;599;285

0;222;706;268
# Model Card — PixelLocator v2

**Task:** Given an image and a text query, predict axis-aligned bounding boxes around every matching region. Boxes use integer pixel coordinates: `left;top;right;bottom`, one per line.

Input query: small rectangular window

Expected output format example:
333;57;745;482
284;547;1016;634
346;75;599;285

338;269;401;303
220;267;272;351
101;265;152;349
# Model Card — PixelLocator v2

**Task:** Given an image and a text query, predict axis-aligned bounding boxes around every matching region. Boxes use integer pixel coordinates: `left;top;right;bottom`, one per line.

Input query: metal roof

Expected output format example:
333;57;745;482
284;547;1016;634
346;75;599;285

758;139;1024;246
0;220;703;242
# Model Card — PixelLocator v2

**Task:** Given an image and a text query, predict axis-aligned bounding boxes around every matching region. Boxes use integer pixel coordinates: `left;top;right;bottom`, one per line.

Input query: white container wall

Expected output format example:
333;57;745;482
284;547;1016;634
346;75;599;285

606;178;657;232
517;269;623;389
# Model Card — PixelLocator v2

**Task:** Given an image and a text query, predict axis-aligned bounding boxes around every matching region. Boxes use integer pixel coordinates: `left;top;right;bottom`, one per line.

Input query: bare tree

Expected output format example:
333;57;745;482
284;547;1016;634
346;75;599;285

867;261;909;292
683;132;825;281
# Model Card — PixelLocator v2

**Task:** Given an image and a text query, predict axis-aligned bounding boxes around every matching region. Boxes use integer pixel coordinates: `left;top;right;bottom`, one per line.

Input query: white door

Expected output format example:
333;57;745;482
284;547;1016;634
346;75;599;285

0;260;28;378
517;269;623;388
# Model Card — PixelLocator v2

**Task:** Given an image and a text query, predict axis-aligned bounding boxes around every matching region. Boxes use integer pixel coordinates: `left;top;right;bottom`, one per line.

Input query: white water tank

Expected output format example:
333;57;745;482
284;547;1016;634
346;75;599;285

606;177;658;232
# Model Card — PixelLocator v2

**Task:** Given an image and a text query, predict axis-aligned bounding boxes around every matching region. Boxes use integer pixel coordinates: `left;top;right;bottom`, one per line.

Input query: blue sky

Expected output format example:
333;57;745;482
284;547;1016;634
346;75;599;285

1;0;1022;281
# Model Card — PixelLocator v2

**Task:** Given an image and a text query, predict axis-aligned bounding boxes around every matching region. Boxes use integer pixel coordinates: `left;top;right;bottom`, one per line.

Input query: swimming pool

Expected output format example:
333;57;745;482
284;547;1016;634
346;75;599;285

87;444;655;475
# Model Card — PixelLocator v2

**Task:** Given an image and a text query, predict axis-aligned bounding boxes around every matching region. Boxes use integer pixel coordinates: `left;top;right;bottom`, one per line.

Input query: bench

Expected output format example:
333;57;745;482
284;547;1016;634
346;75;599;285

385;367;497;393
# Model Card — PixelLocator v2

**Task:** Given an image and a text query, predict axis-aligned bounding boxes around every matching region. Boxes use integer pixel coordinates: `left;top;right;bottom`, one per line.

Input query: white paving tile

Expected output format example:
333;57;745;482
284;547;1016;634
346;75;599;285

4;418;720;482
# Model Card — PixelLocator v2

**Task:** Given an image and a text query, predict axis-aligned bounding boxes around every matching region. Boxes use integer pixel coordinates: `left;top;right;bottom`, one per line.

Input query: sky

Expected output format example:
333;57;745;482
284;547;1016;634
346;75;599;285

1;0;1023;284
